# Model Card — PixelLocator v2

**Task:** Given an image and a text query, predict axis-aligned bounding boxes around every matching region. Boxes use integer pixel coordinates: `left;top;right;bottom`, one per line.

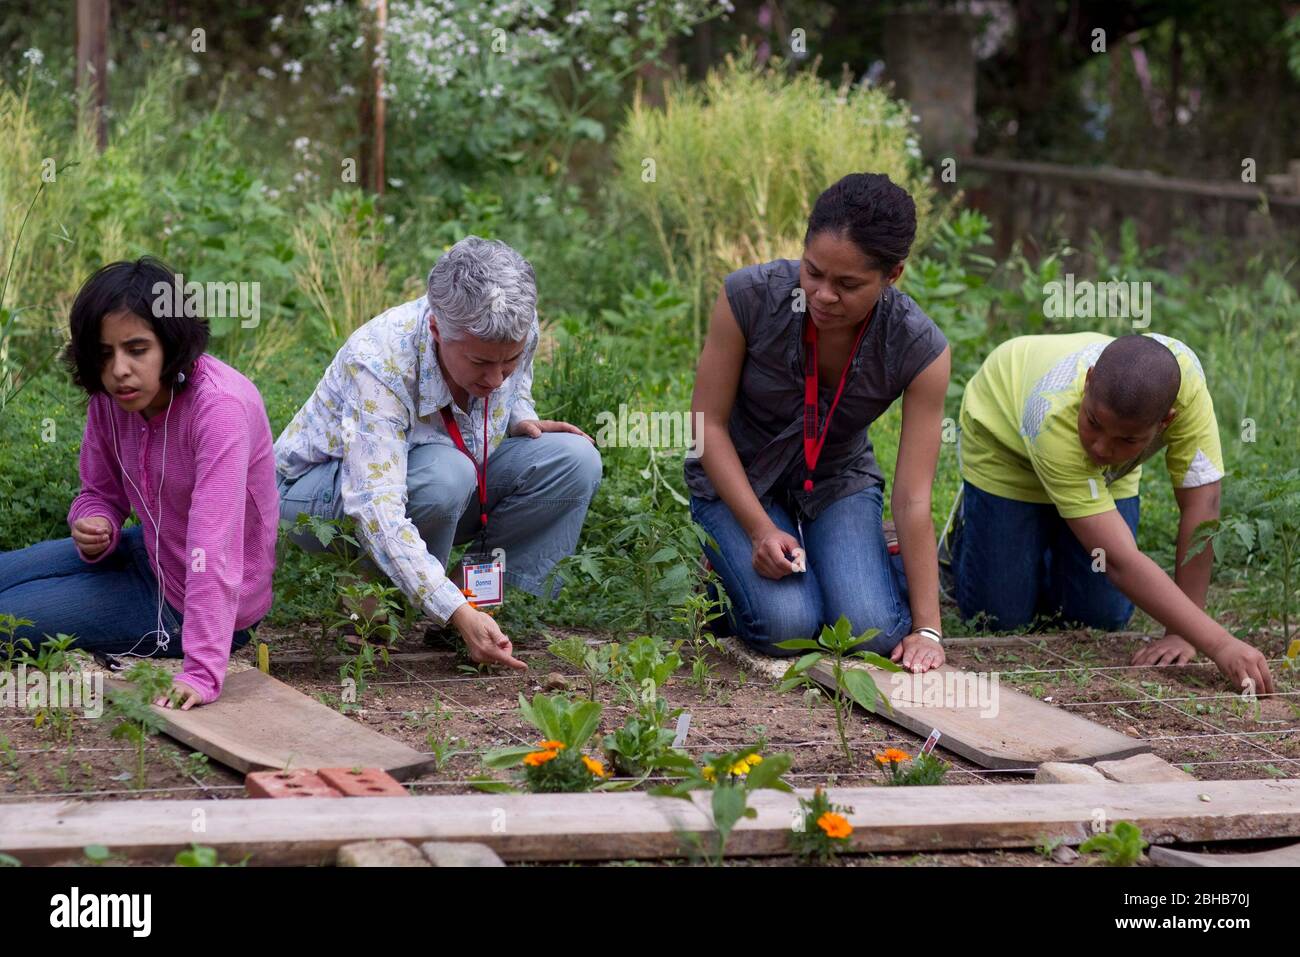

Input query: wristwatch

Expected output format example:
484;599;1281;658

916;626;943;644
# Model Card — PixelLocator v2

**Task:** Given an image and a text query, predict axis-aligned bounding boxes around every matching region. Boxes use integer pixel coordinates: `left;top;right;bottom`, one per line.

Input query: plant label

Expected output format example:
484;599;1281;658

921;728;941;755
673;712;692;747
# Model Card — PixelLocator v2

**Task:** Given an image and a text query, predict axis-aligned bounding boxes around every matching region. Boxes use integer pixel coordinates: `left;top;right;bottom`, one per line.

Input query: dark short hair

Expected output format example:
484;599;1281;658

1091;335;1182;425
805;172;917;273
63;257;209;395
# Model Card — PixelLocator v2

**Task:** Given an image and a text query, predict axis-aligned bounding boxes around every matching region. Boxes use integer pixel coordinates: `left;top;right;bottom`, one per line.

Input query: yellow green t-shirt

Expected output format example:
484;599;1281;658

958;332;1224;519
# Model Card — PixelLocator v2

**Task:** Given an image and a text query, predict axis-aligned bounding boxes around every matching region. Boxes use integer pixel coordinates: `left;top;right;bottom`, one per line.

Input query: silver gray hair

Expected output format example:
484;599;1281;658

426;236;537;342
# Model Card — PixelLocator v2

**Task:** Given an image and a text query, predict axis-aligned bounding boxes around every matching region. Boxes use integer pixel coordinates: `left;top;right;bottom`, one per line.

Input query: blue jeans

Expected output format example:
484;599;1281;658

690;485;912;657
278;433;603;598
0;526;255;657
951;480;1140;631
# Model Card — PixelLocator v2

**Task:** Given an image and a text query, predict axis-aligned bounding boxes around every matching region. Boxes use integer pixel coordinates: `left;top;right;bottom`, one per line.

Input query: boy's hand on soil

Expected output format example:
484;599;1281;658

453;604;527;671
892;632;945;673
71;516;113;557
155;679;203;711
1132;633;1196;667
1209;637;1275;697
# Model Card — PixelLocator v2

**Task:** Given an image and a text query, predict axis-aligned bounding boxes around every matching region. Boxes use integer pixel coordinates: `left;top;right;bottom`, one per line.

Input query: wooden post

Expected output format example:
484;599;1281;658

373;0;387;195
75;0;110;151
359;0;387;195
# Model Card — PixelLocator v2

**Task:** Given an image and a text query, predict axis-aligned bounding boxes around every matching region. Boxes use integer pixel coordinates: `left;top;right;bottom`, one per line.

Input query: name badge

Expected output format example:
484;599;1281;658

463;560;503;607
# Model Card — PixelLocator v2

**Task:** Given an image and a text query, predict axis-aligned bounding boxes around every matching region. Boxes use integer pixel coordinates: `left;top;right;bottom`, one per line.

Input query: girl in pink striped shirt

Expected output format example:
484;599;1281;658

0;258;278;708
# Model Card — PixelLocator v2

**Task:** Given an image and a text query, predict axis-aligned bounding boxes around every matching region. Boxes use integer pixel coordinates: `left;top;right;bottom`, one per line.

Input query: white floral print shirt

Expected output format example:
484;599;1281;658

274;296;539;624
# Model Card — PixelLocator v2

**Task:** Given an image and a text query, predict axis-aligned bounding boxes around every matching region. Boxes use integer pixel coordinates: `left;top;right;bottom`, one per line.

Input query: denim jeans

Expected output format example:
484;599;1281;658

951;480;1140;632
278;432;603;598
0;525;255;657
691;485;912;657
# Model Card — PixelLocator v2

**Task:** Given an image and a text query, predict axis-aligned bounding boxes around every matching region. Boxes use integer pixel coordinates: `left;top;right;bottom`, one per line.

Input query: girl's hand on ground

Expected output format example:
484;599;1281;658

751;527;801;579
509;418;594;443
155;679;203;711
1132;633;1196;667
453;605;527;671
1209;637;1275;697
71;516;113;557
892;632;945;673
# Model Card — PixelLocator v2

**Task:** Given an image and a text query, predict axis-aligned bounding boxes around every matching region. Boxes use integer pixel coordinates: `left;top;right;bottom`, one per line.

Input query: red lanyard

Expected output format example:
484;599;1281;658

440;395;490;531
802;315;870;492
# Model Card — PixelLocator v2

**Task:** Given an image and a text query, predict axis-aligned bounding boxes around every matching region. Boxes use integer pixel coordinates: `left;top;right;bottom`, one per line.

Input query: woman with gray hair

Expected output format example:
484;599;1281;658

274;236;602;669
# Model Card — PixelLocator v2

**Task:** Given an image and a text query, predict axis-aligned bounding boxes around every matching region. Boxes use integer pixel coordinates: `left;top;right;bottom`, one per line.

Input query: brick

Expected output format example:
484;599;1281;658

420;841;506;868
337;840;430;867
1034;762;1108;785
245;769;341;799
1095;753;1196;783
318;766;409;797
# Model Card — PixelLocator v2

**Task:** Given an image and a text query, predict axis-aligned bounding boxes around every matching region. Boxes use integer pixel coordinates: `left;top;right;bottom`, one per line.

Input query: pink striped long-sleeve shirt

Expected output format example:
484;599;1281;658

67;353;278;702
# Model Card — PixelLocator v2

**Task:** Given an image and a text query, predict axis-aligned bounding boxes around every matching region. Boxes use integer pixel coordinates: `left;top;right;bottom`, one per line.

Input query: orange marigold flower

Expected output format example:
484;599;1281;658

817;812;852;839
536;740;566;751
523;749;558;767
581;755;609;777
875;748;911;765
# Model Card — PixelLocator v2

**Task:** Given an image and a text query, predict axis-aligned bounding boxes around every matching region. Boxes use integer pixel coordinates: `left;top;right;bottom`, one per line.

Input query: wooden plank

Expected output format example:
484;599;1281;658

1151;842;1300;868
809;660;1148;770
3;780;1297;865
105;668;434;781
718;637;1147;769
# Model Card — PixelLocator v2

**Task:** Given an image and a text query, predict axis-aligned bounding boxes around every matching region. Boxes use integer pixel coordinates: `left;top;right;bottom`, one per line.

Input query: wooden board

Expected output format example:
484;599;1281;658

104;668;435;780
806;660;1150;770
1150;842;1300;868
716;639;1146;770
3;779;1297;865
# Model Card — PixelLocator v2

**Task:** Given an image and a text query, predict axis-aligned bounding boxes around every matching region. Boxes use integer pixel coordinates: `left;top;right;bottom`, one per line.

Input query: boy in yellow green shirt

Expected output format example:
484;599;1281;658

951;332;1274;695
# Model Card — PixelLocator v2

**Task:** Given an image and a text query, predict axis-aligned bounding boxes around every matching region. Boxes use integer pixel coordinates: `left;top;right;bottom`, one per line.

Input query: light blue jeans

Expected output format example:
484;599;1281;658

691;485;912;656
0;526;255;656
277;433;602;598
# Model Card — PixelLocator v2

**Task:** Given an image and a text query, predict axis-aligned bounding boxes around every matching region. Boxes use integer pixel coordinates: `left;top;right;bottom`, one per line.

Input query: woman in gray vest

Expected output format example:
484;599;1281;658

685;173;949;673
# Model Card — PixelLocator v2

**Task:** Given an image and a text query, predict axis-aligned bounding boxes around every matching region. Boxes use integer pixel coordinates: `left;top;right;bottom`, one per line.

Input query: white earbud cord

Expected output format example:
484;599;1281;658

108;385;175;659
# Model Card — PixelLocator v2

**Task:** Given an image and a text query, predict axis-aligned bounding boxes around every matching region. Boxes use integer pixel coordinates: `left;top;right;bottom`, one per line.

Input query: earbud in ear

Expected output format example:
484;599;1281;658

176;371;186;384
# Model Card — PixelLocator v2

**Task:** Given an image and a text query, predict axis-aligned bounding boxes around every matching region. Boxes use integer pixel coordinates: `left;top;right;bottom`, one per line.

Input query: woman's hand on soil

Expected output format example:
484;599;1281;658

453;604;527;671
1132;633;1196;667
155;679;203;711
1209;636;1275;697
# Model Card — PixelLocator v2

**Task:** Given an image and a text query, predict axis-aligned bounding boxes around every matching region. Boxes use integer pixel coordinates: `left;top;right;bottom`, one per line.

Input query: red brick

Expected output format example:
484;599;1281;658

318;767;409;797
245;769;342;799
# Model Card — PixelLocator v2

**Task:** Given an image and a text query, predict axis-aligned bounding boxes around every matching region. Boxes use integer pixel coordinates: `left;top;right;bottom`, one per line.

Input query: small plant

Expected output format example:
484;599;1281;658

547;635;619;700
17;634;87;737
653;746;793;865
776;615;903;763
1035;835;1067;859
0;614;34;672
874;748;949;786
671;587;726;692
105;661;175;789
481;693;612;793
174;843;248;867
789;787;855;864
1080;821;1148;867
612;634;683;710
603;697;688;778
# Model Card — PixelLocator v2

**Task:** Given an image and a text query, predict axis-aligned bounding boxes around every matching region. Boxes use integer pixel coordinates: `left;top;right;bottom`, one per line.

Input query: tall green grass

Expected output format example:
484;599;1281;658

614;52;945;344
